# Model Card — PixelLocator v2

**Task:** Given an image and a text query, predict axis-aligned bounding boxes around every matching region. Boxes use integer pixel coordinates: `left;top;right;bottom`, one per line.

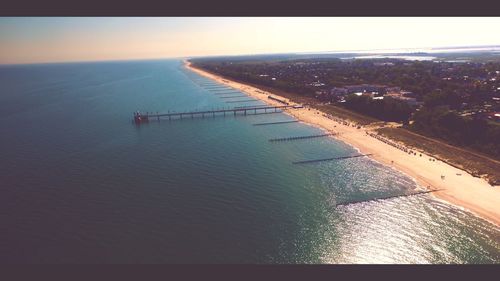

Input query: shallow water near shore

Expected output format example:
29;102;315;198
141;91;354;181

0;59;499;263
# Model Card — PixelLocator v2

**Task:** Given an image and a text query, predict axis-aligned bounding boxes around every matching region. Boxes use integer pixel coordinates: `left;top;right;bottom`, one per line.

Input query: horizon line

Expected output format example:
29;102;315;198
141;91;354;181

3;44;500;66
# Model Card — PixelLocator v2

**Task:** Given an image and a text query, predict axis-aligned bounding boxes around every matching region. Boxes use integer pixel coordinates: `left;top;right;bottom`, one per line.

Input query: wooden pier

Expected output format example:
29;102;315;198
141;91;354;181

208;89;236;92
212;91;242;95
335;189;443;207
233;105;264;109
269;133;336;142
133;105;296;123
219;95;248;99
208;88;237;91
253;120;299;126
203;86;230;90
225;99;259;103
292;153;371;164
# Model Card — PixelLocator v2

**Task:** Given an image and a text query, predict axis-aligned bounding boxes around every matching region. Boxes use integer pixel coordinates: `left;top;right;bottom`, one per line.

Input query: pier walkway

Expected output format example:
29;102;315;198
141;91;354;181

225;99;259;103
133;105;297;123
292;153;371;164
233;105;265;109
269;133;336;142
253;120;299;126
335;189;443;207
212;91;243;95
219;95;248;99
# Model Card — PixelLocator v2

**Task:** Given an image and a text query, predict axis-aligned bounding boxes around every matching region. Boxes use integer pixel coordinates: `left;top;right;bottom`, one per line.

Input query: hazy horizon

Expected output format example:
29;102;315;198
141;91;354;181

2;17;500;65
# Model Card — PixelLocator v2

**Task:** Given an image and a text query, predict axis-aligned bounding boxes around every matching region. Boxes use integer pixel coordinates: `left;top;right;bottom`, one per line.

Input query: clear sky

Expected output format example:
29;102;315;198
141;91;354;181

1;17;500;64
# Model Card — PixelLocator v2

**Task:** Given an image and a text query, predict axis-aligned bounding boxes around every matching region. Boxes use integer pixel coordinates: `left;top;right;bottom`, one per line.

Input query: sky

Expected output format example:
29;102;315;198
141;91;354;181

1;17;500;64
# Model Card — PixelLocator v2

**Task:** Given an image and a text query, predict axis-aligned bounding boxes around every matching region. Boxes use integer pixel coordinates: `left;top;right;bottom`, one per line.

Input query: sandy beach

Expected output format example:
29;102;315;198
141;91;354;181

185;60;500;226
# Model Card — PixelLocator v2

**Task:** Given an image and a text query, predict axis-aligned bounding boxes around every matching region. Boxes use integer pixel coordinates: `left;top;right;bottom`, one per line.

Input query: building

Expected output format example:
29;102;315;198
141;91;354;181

345;84;387;95
386;86;401;93
330;87;349;97
385;91;420;106
489;112;500;122
310;81;326;87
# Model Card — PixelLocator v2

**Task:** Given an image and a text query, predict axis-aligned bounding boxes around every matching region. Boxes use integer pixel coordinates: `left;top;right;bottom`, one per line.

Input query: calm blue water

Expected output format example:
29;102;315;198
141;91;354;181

0;59;498;263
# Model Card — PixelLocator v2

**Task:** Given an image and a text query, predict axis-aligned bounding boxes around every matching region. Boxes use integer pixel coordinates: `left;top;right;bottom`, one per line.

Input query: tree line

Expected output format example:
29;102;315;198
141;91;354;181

191;58;500;159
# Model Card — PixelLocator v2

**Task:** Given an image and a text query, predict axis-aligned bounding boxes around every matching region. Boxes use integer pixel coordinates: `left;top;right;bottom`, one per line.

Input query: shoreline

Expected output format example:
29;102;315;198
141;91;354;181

184;60;500;227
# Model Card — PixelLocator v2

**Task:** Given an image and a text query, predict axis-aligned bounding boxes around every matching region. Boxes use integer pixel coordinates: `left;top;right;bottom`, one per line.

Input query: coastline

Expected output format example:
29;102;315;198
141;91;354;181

184;60;500;227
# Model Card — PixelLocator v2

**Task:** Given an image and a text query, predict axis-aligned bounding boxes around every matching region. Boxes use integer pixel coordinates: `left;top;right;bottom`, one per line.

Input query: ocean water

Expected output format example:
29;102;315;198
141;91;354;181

0;59;498;263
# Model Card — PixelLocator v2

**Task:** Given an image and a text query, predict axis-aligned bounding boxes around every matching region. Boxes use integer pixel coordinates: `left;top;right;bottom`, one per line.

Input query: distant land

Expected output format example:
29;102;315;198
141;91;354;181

189;45;500;63
188;46;500;225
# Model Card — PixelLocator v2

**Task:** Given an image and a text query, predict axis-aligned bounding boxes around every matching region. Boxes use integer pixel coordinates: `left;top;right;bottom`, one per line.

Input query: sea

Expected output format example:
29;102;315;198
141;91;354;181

0;59;498;263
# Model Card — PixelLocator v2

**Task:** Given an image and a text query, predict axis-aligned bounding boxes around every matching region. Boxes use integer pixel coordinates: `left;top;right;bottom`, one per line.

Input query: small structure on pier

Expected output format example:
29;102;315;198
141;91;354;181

133;111;149;123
